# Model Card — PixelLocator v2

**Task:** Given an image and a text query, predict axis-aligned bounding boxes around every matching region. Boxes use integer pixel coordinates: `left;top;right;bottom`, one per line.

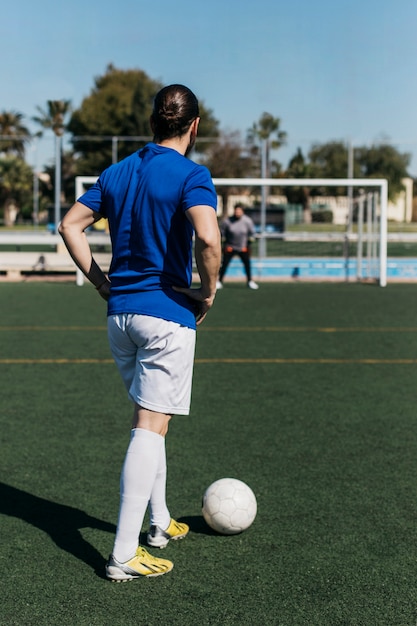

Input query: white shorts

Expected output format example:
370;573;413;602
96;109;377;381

107;314;196;415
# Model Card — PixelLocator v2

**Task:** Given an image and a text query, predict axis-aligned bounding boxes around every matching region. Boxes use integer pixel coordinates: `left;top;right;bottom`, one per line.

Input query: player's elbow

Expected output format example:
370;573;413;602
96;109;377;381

57;219;68;238
196;227;221;251
58;217;77;240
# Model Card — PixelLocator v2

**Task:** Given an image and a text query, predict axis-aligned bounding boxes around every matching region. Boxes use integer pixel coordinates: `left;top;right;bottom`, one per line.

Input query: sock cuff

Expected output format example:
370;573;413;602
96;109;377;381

130;427;164;444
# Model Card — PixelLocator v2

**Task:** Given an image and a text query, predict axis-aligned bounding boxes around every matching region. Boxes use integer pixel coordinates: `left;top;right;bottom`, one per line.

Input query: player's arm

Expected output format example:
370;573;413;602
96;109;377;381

175;205;221;325
246;216;256;249
247;216;256;239
58;201;111;300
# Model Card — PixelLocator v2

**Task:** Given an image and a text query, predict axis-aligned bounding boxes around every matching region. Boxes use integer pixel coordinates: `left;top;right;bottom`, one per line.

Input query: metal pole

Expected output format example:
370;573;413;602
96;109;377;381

372;193;378;278
33;172;39;227
379;181;388;287
367;192;373;279
259;139;267;260
112;136;118;164
347;140;354;234
357;195;364;280
31;137;40;228
54;134;61;233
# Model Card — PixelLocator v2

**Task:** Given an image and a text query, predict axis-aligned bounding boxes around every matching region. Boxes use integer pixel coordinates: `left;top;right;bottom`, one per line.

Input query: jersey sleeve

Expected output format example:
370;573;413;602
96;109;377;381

182;165;217;212
77;177;106;215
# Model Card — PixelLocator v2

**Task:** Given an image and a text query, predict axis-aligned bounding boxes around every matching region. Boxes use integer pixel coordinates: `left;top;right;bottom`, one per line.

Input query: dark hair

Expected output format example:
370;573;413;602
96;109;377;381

151;84;199;141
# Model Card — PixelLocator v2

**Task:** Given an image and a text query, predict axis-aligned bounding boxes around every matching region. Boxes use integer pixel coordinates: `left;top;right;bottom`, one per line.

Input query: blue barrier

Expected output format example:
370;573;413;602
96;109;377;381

223;257;417;280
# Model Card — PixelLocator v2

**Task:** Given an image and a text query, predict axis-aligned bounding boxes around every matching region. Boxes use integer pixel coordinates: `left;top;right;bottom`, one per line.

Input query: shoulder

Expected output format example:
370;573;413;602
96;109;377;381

183;160;216;193
98;152;140;186
183;159;212;180
182;162;217;211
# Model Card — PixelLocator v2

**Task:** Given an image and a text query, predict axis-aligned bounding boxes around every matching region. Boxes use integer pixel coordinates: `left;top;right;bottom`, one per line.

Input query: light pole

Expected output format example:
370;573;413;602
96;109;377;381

31;137;40;227
54;133;62;233
347;140;354;233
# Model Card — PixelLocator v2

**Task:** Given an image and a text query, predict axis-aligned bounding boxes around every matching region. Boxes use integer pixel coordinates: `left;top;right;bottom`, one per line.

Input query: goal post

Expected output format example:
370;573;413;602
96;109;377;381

212;178;388;287
75;176;388;287
75;176;99;200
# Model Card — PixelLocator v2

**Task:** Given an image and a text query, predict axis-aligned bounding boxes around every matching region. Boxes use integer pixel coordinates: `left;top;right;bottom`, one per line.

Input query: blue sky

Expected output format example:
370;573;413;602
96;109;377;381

3;0;417;174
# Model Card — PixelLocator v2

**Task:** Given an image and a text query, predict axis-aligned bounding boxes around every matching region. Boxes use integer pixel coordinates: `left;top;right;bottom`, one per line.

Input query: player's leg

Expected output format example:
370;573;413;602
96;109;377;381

148;433;170;530
239;249;252;281
147;431;188;548
239;250;258;289
106;315;174;579
218;246;234;285
106;315;192;578
105;414;174;581
138;323;194;549
110;419;168;558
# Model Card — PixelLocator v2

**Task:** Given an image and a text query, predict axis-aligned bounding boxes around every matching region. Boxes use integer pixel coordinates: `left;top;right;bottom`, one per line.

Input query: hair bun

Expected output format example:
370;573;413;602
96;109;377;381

152;84;199;141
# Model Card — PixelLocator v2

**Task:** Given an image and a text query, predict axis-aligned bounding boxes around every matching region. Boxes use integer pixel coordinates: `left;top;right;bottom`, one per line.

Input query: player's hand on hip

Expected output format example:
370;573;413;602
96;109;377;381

173;286;215;325
97;280;111;301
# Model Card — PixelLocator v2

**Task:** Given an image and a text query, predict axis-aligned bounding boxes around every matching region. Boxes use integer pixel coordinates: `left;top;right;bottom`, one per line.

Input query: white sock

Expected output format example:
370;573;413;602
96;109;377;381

112;428;164;563
149;438;171;529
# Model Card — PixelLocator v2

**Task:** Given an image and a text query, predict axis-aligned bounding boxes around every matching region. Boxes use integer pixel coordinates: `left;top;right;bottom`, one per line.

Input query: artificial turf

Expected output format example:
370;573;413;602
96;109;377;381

1;281;417;625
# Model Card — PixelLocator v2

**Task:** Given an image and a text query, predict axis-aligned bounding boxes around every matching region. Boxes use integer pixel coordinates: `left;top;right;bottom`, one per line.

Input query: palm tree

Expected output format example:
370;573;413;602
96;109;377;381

247;113;287;256
247;112;287;177
0;111;30;157
33;100;71;137
33;100;71;231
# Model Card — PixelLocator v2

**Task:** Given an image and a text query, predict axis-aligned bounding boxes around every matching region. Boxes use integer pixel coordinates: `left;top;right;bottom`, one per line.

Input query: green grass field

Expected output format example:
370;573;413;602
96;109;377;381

1;281;417;625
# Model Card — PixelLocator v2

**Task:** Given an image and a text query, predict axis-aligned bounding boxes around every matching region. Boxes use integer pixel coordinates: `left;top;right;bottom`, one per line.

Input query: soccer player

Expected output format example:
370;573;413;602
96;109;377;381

59;84;221;581
216;204;259;289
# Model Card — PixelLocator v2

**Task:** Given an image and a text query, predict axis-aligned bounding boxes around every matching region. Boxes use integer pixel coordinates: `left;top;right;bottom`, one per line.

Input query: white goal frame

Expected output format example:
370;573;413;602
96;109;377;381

75;176;388;287
212;178;388;287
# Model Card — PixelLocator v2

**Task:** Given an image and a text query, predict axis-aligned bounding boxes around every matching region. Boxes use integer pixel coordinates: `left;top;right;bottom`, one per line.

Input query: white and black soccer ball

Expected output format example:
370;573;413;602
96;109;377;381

202;478;257;535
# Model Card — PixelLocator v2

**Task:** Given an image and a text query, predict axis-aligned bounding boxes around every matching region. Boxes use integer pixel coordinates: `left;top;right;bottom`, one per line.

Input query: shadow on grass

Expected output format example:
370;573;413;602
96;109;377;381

178;515;219;536
0;482;115;577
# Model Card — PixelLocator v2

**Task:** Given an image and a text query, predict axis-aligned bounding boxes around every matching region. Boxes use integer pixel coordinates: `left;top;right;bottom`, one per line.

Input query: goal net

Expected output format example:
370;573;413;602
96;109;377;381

75;176;388;287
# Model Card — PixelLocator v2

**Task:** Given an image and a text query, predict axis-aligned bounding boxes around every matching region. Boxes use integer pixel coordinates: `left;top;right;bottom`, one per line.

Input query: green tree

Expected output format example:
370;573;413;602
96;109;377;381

308;141;351;178
194;102;220;148
306;140;410;200
285;148;313;221
0;156;33;223
306;140;355;196
68;65;159;174
68;65;220;175
356;142;411;199
0;111;30;157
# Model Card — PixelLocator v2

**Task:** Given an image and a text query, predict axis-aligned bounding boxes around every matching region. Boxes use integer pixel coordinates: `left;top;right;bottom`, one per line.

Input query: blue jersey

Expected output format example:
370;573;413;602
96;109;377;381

78;143;217;329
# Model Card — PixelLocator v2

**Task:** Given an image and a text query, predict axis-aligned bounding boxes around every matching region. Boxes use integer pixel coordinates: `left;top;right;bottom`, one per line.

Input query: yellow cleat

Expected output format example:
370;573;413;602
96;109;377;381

147;518;189;549
105;546;173;581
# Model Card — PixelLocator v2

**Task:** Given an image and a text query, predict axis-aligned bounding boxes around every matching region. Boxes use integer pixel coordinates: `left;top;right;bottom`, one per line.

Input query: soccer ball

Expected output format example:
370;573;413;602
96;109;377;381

202;478;257;535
